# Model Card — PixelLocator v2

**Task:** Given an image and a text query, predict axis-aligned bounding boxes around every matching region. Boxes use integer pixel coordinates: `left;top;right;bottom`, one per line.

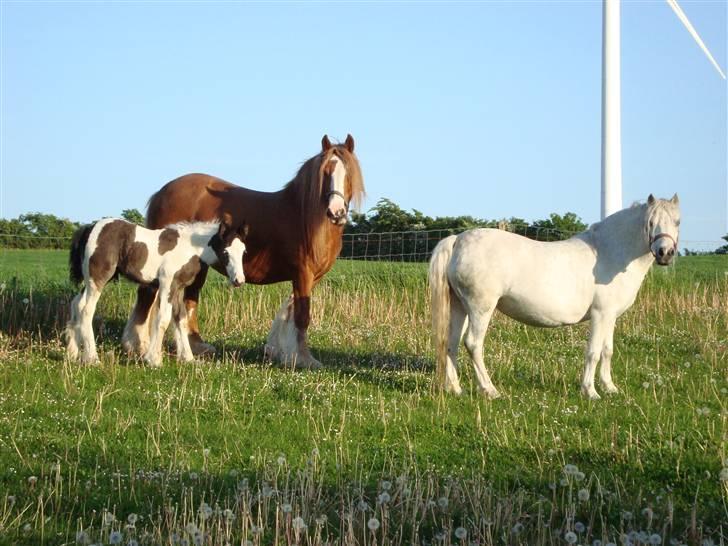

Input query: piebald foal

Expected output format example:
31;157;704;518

67;215;248;366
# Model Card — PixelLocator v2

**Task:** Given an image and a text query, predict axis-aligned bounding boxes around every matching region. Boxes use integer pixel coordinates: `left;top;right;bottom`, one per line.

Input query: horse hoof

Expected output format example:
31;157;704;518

602;383;619;394
581;387;601;400
191;342;216;357
481;388;501;399
445;384;463;396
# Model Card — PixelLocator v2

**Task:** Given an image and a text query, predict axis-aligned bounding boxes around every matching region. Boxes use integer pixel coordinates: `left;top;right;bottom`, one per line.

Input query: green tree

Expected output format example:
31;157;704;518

715;234;728;255
121;208;145;225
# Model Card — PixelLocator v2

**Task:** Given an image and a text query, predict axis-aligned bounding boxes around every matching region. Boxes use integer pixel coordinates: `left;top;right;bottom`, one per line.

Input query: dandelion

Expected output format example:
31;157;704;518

127;540;139;546
315;515;327;525
223;508;235;521
127;513;138;525
649;534;662;545
377;491;391;504
381;480;392;491
189;472;198;481
27;476;38;486
564;464;579;476
22;298;29;305
575;521;586;533
642;507;653;518
575;471;586;481
719;468;728;481
437;496;449;509
7;496;15;504
578;488;590;501
621;511;633;521
454;527;468;540
109;531;123;544
277;455;286;466
198;503;212;520
292;516;307;531
642;382;650;389
22;523;31;533
512;522;524;534
367;517;380;531
593;540;603;546
185;523;198;535
202;448;210;457
193;531;204;546
104;513;116;526
357;500;369;512
281;503;293;513
565;531;577;544
76;530;90;544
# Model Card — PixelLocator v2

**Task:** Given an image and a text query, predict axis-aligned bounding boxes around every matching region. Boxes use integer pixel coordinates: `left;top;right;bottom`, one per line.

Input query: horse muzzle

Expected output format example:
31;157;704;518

654;246;675;266
327;208;348;225
230;277;245;288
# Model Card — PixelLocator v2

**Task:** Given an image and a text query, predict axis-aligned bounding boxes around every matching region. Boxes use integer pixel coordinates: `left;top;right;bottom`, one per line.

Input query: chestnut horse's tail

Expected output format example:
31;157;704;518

429;235;457;390
69;223;94;285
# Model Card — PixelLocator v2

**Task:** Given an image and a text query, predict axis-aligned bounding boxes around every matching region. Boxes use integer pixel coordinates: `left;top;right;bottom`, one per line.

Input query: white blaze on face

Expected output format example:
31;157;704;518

327;156;347;220
225;238;246;286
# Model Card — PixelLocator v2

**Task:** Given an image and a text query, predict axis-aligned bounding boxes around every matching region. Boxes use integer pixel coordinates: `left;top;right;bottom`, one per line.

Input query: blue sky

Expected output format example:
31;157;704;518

1;1;726;248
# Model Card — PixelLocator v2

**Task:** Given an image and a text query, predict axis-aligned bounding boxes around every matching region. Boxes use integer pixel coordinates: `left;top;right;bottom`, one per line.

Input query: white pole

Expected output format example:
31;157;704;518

601;0;623;219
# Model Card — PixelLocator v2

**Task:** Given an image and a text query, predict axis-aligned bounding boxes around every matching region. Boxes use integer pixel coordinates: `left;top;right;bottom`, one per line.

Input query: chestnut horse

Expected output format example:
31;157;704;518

122;134;364;367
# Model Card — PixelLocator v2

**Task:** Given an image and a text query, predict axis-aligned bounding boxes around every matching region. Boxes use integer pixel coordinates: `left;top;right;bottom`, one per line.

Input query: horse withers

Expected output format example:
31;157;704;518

66;214;248;366
429;194;681;400
122;134;365;368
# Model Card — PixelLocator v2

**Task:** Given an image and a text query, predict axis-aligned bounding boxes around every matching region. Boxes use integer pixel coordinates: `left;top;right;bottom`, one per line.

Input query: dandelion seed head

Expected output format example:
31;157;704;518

127;513;138;525
357;500;369;512
381;480;392;491
377;491;391;504
185;523;198;534
109;531;123;544
367;517;380;531
575;471;586;481
649;534;662;545
565;531;578;544
27;476;38;486
511;522;524;534
292;516;307;531
719;468;728;481
281;503;293;513
437;496;449;509
454;527;467;539
202;448;210;457
575;522;586;533
564;464;579;476
277;455;286;466
578;488;590;502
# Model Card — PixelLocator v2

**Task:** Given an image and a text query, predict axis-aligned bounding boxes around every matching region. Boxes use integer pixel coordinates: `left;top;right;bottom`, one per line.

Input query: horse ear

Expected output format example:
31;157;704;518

647;194;656;206
671;193;679;205
321;135;332;152
345;134;355;153
239;223;249;239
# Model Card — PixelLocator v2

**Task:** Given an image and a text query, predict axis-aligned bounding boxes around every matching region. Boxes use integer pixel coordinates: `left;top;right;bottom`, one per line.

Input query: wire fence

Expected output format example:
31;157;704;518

0;228;725;262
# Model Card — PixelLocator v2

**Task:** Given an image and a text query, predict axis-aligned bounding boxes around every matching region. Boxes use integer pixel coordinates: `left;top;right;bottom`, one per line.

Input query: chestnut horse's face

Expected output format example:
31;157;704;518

323;154;348;225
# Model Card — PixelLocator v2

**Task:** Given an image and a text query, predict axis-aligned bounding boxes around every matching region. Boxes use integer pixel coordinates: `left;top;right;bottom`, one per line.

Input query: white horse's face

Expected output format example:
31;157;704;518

224;237;247;286
325;154;348;225
647;194;680;266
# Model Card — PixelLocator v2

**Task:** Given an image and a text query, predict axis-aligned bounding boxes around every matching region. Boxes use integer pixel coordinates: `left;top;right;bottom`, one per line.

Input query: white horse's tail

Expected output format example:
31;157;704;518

429;235;457;390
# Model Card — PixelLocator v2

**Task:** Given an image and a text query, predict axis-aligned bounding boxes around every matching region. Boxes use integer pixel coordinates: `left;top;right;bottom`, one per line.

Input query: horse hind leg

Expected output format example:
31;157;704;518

123;284;157;356
444;292;468;395
463;303;500;399
581;312;614;400
65;292;85;360
172;291;194;363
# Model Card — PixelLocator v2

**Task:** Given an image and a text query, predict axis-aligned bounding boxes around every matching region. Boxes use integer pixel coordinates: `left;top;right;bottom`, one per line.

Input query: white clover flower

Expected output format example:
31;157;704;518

281;503;292;514
381;480;392;491
454;527;467;540
262;485;274;498
109;531;123;544
244;541;253;546
367;517;380;531
565;531;577;544
377;492;391;504
649;534;662;545
311;447;319;457
560;478;569;487
578;488;590;502
292;516;307;531
575;521;586;533
437;497;449;509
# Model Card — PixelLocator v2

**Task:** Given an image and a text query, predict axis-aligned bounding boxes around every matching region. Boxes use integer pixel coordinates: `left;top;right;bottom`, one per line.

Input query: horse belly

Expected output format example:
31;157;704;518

496;291;590;327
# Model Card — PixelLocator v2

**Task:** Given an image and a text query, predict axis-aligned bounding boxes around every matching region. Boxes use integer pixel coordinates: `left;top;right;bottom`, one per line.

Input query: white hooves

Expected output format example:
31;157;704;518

481;387;501;399
445;383;463;396
80;354;100;366
143;353;162;368
581;386;601;400
602;382;619;394
264;344;322;369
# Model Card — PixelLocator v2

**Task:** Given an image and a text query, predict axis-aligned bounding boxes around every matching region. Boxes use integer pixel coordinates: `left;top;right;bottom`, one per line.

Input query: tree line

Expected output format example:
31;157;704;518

1;201;726;256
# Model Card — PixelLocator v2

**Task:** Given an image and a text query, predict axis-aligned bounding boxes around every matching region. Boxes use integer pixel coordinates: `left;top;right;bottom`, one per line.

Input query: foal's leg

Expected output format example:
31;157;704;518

463;303;500;399
172;291;194;363
444;293;468;395
66;291;86;360
144;283;174;367
78;281;104;364
122;285;157;356
598;317;619;394
581;311;613;400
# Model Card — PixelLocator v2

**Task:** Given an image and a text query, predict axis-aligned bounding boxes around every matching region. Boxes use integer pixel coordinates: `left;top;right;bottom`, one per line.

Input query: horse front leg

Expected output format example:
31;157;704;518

183;263;215;356
581;311;614;400
598;317;619;394
264;270;321;369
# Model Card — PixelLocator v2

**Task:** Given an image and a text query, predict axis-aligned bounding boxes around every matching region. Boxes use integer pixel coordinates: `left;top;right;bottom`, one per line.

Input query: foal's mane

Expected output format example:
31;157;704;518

284;144;365;258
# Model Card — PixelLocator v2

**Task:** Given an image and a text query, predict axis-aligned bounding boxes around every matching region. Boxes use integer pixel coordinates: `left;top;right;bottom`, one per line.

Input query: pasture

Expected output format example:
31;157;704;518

0;249;726;545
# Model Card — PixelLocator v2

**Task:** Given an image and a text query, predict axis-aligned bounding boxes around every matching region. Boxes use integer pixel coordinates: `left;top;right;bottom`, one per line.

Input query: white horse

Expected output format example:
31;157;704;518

66;215;248;366
429;194;680;400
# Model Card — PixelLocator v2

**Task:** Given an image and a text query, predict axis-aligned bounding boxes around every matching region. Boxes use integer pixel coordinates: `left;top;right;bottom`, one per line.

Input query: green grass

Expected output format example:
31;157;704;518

0;250;726;545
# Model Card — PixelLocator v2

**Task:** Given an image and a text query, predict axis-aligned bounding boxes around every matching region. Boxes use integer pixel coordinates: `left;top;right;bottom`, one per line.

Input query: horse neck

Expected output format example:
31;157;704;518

593;205;654;274
174;223;219;264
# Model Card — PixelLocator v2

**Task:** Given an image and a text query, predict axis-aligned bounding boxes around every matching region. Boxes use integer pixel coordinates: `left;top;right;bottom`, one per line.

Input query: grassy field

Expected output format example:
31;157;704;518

0;248;726;546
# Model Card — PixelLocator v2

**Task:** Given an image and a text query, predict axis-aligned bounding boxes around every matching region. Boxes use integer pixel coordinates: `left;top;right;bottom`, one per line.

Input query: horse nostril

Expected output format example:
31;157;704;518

658;248;665;257
668;248;675;256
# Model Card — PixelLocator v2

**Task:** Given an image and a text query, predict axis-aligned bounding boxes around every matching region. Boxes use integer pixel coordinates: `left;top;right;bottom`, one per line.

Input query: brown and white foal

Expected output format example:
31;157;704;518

67;215;248;366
